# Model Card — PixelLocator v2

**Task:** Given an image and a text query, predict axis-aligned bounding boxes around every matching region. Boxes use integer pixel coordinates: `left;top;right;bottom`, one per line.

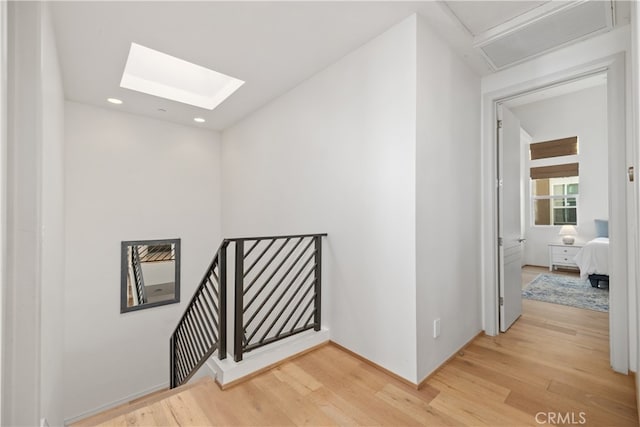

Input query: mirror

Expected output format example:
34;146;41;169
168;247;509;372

121;238;180;313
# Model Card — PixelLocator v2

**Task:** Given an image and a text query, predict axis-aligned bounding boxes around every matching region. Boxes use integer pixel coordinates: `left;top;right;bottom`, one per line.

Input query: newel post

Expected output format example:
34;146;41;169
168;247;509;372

313;235;322;331
219;243;227;360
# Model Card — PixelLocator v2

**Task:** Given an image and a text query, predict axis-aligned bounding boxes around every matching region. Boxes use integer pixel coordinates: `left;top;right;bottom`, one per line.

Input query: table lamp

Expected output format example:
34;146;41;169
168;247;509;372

559;225;577;245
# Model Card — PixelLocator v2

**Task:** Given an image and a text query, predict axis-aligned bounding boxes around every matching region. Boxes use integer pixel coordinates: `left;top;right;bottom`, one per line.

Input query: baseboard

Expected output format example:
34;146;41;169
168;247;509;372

63;381;169;425
330;331;484;390
417;330;484;389
328;341;418;389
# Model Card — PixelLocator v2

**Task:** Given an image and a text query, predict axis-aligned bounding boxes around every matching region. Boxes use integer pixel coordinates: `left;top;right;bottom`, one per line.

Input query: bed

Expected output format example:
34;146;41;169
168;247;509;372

574;237;609;288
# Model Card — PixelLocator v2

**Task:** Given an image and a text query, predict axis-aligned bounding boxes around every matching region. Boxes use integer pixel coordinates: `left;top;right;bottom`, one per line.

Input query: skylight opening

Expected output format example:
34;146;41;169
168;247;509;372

120;43;244;110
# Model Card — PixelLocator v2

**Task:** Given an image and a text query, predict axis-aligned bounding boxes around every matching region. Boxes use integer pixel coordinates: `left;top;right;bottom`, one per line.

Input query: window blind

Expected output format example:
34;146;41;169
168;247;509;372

530;163;579;180
530;136;578;160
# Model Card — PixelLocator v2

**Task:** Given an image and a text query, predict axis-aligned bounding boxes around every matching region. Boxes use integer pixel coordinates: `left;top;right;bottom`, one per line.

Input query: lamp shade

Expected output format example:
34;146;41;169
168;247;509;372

558;225;577;236
559;225;577;244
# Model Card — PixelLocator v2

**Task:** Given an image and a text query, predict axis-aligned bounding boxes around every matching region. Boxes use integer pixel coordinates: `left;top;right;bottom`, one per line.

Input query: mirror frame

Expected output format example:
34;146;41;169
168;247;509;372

120;238;181;313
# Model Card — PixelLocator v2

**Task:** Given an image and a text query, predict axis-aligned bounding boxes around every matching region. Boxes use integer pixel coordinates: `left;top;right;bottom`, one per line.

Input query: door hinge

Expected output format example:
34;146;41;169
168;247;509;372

498;237;503;246
499;297;504;306
497;120;503;129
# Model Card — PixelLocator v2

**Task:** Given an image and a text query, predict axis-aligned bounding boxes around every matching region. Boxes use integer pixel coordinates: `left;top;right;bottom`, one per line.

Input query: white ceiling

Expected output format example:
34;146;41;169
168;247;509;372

51;2;461;131
50;1;629;132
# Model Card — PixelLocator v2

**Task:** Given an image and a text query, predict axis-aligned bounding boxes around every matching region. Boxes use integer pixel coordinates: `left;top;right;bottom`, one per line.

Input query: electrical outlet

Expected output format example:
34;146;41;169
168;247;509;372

433;318;441;338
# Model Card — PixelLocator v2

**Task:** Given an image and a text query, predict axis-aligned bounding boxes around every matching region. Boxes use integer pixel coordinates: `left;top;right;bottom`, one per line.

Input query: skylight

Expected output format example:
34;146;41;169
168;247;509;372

120;43;244;110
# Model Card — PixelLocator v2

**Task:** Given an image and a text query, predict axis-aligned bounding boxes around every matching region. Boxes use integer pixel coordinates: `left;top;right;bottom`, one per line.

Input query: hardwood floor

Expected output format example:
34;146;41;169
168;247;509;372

75;295;637;427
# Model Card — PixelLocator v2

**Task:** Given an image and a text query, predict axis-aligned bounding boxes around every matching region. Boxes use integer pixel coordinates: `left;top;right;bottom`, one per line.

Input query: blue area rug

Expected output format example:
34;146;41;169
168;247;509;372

522;273;608;312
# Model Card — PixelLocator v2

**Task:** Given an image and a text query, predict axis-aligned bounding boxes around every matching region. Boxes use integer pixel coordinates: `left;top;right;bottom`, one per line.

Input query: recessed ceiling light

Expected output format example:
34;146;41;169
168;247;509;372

107;98;123;105
194;117;206;123
120;43;244;110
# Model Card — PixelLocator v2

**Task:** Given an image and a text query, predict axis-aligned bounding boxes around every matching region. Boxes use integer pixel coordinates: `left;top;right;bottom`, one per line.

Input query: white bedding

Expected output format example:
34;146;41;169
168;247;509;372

574;237;609;280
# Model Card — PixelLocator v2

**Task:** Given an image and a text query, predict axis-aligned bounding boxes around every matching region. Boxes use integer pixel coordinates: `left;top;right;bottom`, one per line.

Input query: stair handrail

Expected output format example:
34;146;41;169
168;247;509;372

170;240;229;388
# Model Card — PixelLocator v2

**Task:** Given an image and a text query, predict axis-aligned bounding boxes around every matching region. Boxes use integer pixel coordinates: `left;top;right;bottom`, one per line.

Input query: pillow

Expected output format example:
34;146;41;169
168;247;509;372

595;219;609;238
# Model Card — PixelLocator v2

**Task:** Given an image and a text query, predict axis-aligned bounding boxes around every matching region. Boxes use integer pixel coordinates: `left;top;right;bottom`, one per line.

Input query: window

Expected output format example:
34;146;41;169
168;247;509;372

529;137;579;226
532;178;579;226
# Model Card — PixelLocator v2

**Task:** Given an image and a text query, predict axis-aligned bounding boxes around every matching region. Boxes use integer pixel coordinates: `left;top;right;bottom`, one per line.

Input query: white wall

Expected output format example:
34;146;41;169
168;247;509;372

520;128;532;255
39;3;66;426
5;3;40;425
63;102;222;420
0;0;7;422
4;3;66;426
140;261;174;286
222;16;419;382
512;85;608;266
415;15;482;381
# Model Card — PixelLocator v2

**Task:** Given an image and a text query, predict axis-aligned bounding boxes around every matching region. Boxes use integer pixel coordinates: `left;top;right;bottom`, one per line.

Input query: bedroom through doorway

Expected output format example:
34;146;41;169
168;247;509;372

499;71;610;329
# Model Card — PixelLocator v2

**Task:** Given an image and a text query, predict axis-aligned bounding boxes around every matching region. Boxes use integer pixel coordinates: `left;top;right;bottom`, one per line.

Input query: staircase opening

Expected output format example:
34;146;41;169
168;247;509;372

169;233;327;388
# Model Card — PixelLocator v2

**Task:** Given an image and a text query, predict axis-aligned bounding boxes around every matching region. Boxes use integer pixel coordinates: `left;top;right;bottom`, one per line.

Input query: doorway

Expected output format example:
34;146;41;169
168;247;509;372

497;75;609;333
482;53;631;374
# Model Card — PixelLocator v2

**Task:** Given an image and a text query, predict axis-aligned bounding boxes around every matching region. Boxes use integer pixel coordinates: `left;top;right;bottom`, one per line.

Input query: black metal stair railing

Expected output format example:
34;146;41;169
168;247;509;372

231;233;326;362
170;241;228;388
169;233;326;389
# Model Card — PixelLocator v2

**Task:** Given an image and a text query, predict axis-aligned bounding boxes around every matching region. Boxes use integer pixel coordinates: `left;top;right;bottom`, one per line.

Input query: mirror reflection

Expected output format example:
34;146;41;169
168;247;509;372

121;238;180;313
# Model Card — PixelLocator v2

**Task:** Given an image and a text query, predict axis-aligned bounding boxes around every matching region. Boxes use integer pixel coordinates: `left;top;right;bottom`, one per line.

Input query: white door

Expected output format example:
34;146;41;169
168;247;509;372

498;104;523;332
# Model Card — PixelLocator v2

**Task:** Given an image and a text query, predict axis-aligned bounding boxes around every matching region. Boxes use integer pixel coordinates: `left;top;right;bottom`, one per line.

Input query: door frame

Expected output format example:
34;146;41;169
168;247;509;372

481;52;631;373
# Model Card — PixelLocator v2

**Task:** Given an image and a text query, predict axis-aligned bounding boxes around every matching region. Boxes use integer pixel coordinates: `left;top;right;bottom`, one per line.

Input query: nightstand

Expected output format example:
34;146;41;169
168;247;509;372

548;243;583;271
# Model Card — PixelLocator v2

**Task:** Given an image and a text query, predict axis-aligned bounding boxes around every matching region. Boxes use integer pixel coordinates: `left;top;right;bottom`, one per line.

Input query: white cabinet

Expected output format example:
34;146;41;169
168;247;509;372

548;243;582;271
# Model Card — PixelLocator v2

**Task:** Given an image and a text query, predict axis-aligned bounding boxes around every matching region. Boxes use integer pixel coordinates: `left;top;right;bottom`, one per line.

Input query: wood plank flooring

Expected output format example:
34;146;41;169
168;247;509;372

75;299;637;426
